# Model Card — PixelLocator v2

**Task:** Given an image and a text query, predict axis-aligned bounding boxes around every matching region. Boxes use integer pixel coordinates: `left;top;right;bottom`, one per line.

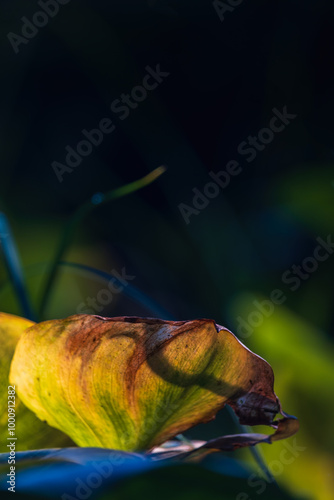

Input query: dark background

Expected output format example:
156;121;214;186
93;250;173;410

1;1;334;498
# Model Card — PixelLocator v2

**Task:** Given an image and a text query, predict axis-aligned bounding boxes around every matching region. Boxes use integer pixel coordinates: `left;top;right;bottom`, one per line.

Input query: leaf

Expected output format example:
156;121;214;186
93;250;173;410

0;312;73;451
0;214;36;321
0;447;152;499
149;415;299;461
0;448;302;500
9;315;298;451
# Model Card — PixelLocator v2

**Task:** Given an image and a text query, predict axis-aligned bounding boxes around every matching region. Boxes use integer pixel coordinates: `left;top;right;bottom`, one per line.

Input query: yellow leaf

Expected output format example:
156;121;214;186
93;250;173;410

10;315;297;451
0;312;72;451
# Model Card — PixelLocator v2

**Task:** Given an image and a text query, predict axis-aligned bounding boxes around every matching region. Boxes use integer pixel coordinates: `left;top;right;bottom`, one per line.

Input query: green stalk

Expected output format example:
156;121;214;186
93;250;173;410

39;167;166;318
226;406;276;484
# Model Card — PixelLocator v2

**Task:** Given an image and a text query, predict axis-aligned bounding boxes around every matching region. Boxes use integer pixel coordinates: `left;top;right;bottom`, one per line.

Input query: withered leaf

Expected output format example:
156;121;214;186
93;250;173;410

10;315;298;451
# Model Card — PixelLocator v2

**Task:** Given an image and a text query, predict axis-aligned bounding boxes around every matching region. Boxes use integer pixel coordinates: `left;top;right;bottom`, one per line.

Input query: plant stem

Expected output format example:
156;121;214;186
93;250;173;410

226;406;276;484
39;167;166;318
59;261;173;319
